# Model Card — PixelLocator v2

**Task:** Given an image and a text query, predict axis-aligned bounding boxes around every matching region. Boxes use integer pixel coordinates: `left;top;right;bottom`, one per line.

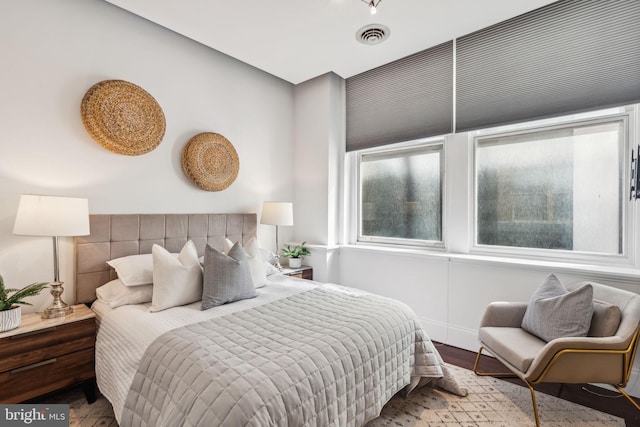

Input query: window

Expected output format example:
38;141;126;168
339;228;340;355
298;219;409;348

347;106;636;265
474;116;627;256
358;143;443;246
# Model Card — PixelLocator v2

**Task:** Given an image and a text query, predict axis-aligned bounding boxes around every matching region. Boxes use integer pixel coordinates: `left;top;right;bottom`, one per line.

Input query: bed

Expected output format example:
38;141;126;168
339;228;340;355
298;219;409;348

75;213;465;426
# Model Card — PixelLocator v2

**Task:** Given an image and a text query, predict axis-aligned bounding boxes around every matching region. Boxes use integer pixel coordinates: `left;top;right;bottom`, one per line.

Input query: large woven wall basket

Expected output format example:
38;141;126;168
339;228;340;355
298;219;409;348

182;132;240;191
81;79;166;156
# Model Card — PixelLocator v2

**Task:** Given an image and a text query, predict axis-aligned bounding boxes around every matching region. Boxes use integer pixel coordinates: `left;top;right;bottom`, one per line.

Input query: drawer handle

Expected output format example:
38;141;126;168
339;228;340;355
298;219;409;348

11;358;57;374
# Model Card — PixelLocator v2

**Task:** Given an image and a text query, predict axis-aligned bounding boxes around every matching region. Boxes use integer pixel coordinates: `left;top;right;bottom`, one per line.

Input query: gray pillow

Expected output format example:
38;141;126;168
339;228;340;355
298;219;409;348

202;242;257;310
589;299;622;337
521;273;594;342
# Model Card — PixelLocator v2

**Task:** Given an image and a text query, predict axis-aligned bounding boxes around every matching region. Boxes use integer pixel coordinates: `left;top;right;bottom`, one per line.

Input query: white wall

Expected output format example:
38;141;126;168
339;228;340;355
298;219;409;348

292;73;344;283
0;0;295;312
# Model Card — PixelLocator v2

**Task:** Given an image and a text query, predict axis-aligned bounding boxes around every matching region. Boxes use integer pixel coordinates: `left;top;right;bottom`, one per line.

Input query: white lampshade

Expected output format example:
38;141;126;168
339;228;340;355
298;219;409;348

260;202;293;226
13;195;90;237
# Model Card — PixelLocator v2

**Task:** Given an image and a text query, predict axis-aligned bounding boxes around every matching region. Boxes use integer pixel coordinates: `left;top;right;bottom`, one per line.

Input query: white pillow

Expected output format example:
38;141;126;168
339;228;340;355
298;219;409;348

264;261;279;276
260;247;275;264
259;247;279;276
224;238;268;288
244;238;270;287
223;238;234;253
149;241;203;312
96;279;153;308
107;254;154;286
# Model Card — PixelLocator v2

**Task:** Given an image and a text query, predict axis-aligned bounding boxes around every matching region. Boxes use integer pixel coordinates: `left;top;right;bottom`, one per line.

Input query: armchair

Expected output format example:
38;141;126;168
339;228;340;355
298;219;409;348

473;281;640;426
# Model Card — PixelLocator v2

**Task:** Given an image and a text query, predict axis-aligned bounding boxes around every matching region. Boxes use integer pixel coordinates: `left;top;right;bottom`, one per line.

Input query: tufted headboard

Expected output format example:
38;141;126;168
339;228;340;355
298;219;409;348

74;213;257;304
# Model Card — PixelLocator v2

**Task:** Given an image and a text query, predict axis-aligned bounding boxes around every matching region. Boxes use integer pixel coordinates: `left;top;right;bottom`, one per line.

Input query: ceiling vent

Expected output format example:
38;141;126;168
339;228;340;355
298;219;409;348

356;24;390;45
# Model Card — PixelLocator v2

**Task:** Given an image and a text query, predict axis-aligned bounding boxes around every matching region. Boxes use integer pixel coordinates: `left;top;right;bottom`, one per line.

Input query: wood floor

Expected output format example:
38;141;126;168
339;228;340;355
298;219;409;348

436;342;640;427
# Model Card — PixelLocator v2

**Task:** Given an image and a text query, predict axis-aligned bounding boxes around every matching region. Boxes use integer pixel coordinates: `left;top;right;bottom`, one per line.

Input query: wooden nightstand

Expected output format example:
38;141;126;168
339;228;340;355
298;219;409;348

0;304;96;403
282;265;313;280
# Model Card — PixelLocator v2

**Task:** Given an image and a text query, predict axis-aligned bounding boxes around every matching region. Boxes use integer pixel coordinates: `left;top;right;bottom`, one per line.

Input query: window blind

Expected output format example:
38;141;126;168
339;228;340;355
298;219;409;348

346;41;453;152
456;0;640;132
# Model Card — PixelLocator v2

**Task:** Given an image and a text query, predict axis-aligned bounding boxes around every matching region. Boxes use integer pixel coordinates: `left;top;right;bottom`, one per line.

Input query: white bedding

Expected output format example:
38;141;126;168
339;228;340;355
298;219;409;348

94;275;466;426
92;275;317;423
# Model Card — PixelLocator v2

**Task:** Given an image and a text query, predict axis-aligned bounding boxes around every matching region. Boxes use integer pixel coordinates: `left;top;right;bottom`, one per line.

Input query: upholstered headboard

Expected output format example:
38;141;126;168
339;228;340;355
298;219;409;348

74;213;257;304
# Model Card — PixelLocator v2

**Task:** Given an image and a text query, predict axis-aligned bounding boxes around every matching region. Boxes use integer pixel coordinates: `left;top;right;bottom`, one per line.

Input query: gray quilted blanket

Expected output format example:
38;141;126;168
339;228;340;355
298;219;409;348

121;284;466;426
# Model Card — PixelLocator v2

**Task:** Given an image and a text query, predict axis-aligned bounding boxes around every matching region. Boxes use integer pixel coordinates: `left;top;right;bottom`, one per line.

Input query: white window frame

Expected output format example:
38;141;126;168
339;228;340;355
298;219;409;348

354;138;446;249
470;106;636;266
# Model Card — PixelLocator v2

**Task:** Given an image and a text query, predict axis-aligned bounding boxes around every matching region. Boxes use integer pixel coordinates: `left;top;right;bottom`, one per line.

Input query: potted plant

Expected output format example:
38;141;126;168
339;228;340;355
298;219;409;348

0;275;48;332
281;242;310;269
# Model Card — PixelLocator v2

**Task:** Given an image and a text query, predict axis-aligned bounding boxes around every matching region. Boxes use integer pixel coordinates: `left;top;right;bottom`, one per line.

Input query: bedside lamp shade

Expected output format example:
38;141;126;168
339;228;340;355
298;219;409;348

13;195;90;319
260;202;293;270
14;195;90;237
260;202;293;226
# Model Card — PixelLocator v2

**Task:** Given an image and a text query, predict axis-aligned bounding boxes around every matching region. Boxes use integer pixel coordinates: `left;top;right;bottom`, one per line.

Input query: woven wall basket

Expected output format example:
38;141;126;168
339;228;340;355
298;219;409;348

81;80;166;156
182;132;240;191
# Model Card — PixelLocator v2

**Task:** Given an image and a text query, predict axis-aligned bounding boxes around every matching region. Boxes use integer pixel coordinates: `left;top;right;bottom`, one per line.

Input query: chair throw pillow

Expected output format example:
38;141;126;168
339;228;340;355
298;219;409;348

202;242;257;310
521;273;594;342
589;299;622;337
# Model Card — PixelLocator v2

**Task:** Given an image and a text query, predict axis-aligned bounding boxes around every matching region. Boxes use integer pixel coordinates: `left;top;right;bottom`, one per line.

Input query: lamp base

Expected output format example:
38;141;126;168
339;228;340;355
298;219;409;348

41;305;73;319
273;254;283;271
41;281;73;319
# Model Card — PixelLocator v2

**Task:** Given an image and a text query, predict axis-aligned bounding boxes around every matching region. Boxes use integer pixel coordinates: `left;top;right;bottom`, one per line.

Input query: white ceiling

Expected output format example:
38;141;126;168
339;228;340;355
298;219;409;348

105;0;557;85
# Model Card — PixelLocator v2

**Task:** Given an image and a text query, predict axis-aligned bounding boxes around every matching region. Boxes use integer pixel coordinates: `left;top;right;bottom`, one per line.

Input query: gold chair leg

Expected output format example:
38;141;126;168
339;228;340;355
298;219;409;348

472;346;517;377
472;347;484;374
525;381;541;427
474;347;540;425
613;384;640;411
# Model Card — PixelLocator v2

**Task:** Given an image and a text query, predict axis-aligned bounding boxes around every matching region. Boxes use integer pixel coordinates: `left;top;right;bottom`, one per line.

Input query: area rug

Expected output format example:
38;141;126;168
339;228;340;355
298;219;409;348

367;364;624;426
43;364;623;426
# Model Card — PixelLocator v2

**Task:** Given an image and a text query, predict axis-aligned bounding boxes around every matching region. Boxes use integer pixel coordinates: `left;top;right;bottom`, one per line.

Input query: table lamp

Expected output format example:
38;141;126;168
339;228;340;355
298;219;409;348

260;202;293;270
13;195;90;319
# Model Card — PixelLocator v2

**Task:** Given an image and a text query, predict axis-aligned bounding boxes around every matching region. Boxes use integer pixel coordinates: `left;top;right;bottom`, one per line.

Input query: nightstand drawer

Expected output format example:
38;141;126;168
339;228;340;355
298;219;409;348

0;318;95;372
289;270;313;280
282;266;313;280
0;305;97;403
0;347;95;403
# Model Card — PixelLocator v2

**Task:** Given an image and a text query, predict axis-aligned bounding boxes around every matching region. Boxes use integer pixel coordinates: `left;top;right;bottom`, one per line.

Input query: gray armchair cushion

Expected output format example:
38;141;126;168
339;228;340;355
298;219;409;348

202;242;257;310
521;273;593;342
479;302;528;328
589;299;622;337
479;327;546;373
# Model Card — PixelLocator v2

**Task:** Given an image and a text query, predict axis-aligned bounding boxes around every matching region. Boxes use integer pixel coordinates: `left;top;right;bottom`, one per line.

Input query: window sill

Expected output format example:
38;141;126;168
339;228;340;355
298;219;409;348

340;244;640;283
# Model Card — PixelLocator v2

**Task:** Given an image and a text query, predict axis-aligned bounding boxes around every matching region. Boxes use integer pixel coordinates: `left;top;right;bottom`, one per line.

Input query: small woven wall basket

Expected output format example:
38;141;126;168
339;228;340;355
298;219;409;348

81;79;166;156
182;132;240;191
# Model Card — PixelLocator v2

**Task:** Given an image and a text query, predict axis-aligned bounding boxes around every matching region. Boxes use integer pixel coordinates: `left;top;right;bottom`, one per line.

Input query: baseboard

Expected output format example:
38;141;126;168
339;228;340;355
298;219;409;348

418;317;449;344
419;319;479;353
443;324;479;353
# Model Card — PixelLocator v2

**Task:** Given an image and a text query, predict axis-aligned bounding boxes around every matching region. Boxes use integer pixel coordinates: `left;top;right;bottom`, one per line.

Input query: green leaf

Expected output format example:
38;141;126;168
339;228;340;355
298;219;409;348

280;241;310;258
0;277;48;311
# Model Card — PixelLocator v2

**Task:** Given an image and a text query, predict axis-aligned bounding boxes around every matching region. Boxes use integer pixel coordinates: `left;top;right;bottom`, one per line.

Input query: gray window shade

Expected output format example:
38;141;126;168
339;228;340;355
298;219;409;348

346;41;453;152
456;0;640;133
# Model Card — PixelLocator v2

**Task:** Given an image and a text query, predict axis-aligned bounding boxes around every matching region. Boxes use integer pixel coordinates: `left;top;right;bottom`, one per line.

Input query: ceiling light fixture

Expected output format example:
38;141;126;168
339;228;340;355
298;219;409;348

361;0;382;15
